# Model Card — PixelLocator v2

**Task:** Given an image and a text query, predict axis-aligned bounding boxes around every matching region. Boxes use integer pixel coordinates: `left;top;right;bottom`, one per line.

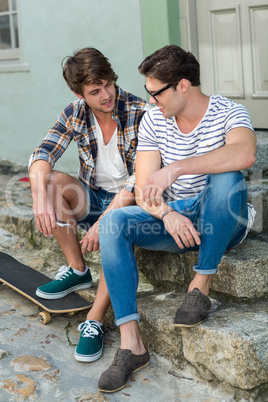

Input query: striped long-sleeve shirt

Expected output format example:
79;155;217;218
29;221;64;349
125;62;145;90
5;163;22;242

29;84;151;193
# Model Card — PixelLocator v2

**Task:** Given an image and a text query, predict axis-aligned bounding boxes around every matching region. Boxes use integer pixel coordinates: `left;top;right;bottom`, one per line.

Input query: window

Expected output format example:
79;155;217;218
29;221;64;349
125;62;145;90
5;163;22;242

0;0;19;60
0;0;28;71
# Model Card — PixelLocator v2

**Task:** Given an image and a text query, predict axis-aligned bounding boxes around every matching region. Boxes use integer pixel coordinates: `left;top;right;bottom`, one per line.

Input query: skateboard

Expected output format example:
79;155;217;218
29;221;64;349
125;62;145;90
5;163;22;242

0;252;92;324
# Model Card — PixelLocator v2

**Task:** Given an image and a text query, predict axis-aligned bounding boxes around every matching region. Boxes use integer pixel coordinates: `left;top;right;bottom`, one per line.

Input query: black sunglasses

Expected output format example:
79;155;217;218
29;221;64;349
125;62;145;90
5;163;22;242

144;83;172;102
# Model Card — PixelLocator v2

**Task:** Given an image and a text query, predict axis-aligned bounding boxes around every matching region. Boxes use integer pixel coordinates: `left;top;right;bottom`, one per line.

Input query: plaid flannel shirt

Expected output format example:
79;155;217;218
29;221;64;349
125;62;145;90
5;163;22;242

29;85;151;192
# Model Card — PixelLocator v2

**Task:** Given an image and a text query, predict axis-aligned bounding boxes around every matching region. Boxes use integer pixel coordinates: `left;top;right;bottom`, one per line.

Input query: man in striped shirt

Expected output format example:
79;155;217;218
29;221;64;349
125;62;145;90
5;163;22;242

97;45;256;393
28;47;150;363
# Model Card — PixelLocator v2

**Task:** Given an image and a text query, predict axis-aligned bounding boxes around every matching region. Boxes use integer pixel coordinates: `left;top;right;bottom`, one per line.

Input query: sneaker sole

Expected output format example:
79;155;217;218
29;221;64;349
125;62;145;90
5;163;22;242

74;348;103;362
98;360;150;393
35;281;93;299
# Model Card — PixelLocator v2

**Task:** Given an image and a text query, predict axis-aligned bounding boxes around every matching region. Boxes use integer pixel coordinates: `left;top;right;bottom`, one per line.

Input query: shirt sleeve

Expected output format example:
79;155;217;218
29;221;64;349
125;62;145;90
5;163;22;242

224;103;255;134
137;109;160;151
122;173;136;193
28;104;74;169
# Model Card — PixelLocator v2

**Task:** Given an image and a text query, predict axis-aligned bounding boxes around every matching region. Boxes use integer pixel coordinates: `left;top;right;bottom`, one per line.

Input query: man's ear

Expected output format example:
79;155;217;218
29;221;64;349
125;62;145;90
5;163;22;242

177;79;190;93
73;91;84;100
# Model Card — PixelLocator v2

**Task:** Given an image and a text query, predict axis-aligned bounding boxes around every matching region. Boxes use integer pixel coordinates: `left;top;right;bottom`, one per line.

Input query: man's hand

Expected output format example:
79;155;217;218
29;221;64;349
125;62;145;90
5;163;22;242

29;160;57;238
80;221;100;254
163;210;201;249
143;164;177;207
79;187;136;255
33;197;57;237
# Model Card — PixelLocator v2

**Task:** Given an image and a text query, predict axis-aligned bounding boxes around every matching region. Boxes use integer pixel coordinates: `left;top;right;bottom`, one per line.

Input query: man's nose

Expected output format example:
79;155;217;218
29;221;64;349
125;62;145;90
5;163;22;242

102;88;110;98
150;95;157;104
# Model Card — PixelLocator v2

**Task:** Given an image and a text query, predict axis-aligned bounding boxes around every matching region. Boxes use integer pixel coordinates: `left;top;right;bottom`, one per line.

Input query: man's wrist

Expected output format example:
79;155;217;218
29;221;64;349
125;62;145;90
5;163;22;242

171;160;185;178
161;208;174;220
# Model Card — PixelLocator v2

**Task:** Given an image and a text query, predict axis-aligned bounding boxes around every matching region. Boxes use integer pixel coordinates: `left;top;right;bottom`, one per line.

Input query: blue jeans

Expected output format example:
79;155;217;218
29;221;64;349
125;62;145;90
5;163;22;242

77;184;116;230
99;172;248;327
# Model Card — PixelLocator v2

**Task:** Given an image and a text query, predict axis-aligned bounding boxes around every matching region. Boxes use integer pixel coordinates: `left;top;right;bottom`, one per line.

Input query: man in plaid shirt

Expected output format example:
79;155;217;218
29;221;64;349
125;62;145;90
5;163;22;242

28;47;150;363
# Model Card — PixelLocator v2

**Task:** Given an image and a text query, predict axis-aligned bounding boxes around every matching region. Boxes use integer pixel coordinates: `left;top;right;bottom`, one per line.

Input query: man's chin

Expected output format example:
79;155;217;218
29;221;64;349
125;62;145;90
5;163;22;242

159;108;168;118
102;100;115;112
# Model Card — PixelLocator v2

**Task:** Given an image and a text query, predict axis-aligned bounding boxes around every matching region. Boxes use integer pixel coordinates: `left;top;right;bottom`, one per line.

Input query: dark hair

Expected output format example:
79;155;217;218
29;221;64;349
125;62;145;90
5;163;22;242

62;47;118;96
138;45;200;87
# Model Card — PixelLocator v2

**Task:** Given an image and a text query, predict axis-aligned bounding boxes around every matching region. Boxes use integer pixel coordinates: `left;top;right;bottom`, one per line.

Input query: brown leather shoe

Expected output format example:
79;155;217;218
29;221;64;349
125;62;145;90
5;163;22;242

173;288;211;327
98;347;150;393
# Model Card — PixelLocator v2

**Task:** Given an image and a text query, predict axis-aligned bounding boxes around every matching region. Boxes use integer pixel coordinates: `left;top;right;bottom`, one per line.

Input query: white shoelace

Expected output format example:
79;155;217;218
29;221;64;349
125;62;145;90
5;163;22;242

54;265;72;281
78;321;103;338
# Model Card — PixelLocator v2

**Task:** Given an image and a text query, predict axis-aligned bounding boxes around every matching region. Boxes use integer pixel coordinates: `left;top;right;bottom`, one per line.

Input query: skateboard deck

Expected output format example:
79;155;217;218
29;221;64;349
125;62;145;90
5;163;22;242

0;252;92;324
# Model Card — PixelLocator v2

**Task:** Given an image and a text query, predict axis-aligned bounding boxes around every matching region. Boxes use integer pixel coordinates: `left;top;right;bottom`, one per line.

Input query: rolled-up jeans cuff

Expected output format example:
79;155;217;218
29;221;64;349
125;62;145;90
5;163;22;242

193;264;218;275
115;314;140;327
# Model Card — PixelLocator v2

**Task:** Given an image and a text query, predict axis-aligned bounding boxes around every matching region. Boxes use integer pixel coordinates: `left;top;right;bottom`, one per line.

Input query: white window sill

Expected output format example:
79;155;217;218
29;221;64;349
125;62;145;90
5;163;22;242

0;60;30;72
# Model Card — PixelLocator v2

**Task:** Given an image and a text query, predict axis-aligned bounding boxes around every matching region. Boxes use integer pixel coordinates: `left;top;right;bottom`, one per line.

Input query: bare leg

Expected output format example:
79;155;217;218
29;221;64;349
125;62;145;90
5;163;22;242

86;269;111;323
47;171;87;271
47;171;111;320
188;273;212;296
120;321;146;354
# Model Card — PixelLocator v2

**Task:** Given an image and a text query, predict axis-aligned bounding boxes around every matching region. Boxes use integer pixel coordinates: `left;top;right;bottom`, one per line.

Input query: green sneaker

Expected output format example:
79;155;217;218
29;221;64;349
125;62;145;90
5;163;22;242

74;320;105;362
35;266;93;299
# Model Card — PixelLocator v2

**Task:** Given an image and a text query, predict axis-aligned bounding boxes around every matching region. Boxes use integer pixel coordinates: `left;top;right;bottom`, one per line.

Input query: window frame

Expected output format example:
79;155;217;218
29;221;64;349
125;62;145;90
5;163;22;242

0;0;28;71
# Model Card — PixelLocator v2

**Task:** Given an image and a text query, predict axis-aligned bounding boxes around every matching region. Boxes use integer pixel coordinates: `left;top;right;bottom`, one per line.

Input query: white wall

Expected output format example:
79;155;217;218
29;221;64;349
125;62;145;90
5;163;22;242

0;0;145;172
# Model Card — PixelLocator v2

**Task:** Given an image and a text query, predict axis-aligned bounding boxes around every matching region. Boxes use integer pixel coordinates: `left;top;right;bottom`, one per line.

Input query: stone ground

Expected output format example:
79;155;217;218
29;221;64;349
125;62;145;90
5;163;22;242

0;162;266;401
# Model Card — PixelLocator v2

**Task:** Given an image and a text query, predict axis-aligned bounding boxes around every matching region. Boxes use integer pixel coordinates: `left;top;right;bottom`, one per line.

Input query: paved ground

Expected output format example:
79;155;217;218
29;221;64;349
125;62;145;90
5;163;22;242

0;281;240;402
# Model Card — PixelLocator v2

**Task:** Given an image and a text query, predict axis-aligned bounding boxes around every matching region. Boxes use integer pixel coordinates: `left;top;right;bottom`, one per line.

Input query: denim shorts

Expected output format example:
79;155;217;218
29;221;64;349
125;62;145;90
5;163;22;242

77;181;116;230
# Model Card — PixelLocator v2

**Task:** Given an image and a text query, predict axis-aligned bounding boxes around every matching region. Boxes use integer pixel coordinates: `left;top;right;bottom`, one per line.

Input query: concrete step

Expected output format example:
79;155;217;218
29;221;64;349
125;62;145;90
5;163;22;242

1;196;268;302
243;130;268;179
2;208;268;301
0;132;268;238
244;131;268;235
135;234;268;300
248;181;268;234
133;291;268;393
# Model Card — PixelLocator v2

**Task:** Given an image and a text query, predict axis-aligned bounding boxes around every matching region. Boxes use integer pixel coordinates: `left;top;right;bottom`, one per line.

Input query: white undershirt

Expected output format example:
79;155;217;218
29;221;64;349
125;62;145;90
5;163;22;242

94;115;129;193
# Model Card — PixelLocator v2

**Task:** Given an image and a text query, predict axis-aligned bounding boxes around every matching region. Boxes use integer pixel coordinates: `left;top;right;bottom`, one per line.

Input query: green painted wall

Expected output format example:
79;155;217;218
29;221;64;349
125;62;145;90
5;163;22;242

140;0;181;57
1;0;182;172
0;0;146;172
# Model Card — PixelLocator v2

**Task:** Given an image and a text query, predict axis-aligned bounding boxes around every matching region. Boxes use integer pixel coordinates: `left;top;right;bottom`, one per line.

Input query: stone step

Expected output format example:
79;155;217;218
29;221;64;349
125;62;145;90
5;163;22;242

135;234;268;300
130;291;268;394
0;133;268;239
243;130;268;179
248;181;268;234
1;207;268;302
244;131;268;234
0;225;153;312
101;286;268;396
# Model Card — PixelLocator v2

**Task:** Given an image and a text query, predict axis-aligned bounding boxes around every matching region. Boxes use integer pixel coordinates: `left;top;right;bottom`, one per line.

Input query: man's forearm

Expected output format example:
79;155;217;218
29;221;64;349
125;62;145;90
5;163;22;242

135;185;170;220
29;160;52;200
168;129;256;180
99;188;136;219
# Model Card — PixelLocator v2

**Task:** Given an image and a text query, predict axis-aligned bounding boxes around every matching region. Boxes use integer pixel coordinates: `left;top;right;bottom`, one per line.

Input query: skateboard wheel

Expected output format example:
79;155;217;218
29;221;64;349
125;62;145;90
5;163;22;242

38;311;51;325
68;311;76;316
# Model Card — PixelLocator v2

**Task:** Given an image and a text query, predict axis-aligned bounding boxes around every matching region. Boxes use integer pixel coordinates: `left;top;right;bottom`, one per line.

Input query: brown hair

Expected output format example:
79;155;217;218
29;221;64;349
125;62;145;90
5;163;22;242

138;45;200;87
62;47;118;96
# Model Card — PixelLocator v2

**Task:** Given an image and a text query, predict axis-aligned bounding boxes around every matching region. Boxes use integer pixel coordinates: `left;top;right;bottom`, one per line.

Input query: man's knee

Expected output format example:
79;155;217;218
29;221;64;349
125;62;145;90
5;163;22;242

99;209;129;239
49;171;84;198
205;172;246;201
48;170;71;187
